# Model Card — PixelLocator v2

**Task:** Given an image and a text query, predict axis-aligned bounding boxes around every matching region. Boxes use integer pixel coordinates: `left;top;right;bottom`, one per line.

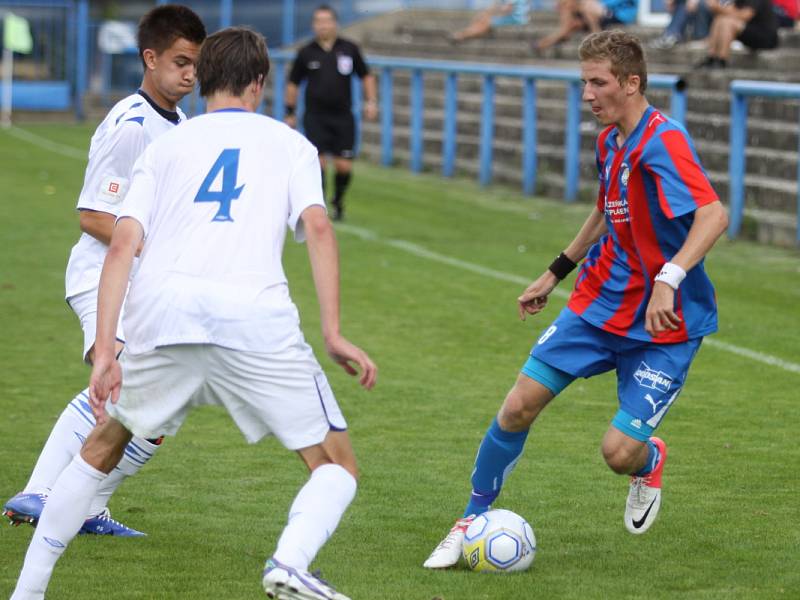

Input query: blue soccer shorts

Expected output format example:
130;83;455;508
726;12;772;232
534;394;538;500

521;307;702;441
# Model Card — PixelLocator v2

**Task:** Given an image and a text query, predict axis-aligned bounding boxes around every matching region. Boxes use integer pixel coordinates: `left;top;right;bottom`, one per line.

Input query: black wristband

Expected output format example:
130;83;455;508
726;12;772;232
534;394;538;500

285;105;296;116
548;252;577;280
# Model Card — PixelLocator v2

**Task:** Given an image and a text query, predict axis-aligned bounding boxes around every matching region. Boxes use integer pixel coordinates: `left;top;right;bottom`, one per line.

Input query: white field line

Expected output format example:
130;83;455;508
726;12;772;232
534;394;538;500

337;223;800;375
4;126;87;161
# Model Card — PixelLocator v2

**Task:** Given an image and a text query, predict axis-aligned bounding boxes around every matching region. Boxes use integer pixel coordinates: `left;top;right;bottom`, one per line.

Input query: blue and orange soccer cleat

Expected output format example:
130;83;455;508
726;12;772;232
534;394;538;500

624;436;668;535
262;558;350;600
3;492;46;526
79;508;146;537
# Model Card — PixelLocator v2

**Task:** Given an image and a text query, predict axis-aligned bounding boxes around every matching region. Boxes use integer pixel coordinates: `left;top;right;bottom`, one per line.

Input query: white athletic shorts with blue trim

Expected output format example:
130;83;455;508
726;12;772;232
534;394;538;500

67;288;126;363
105;338;346;450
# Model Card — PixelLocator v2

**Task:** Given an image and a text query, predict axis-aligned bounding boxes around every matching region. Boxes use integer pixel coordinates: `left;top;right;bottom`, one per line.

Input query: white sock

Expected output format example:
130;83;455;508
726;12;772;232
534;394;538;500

273;464;357;571
88;436;160;517
24;389;95;494
12;456;106;600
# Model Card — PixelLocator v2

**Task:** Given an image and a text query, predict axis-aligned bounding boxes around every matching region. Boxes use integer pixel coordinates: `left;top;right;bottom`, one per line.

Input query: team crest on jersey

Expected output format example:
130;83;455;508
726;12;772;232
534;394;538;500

633;362;673;393
337;54;353;75
620;163;630;187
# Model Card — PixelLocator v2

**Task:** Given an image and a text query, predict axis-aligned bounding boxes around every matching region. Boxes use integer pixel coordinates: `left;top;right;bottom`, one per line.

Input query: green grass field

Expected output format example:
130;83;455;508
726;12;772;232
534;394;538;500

1;123;798;599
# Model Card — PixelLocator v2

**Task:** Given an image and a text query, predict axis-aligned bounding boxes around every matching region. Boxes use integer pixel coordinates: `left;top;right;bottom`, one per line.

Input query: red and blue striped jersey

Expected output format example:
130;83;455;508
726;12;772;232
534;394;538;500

567;107;719;343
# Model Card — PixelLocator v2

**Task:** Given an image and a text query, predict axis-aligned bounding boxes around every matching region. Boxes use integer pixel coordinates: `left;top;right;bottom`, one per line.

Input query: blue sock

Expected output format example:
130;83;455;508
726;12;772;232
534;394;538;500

633;439;660;477
463;418;529;518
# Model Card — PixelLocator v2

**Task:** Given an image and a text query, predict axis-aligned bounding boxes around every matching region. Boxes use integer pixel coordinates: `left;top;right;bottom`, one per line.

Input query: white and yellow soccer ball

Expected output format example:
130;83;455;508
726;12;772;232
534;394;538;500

462;509;536;573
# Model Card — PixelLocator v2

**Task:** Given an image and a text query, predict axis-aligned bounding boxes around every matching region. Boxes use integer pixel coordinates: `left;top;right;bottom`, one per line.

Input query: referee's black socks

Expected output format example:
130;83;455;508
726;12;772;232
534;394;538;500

333;172;351;220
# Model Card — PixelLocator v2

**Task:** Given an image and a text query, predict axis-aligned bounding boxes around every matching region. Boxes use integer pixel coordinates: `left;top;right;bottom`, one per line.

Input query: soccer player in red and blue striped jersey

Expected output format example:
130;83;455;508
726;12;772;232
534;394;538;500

425;30;728;568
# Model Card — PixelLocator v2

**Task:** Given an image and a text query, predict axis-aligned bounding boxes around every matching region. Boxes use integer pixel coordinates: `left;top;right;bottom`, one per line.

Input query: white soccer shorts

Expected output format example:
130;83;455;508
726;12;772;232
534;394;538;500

67;288;126;363
105;340;347;449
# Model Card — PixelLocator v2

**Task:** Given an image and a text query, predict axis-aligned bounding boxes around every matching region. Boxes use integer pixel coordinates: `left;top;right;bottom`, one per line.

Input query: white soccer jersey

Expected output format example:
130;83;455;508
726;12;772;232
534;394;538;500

64;92;185;299
118;109;325;354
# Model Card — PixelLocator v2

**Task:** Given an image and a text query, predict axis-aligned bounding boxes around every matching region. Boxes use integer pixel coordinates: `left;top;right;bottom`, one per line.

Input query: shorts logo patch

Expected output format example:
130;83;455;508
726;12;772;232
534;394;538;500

337;54;353;75
634;361;672;393
644;393;663;414
630;418;642;429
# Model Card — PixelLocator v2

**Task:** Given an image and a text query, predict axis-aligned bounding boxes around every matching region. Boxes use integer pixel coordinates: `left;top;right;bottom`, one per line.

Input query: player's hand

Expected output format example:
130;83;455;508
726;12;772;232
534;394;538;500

325;334;378;390
517;271;559;320
364;102;378;121
88;353;122;425
645;281;682;337
284;114;297;129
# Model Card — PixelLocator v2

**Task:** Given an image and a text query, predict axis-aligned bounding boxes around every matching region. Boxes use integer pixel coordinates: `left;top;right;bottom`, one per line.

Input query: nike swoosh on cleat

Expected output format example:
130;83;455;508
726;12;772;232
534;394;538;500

632;498;658;529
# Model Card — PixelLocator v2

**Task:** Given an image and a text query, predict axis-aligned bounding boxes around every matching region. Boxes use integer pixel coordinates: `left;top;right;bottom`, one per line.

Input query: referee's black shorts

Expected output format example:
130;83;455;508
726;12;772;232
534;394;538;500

303;111;356;159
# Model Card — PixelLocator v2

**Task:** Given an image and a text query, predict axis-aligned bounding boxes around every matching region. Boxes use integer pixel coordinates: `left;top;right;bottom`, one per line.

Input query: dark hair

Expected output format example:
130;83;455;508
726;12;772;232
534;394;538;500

138;4;206;67
579;30;648;93
197;27;271;97
313;4;338;21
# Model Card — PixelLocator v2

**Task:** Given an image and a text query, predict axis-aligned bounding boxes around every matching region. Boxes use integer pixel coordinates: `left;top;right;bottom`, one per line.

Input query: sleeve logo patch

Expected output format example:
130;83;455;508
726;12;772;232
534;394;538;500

98;175;129;203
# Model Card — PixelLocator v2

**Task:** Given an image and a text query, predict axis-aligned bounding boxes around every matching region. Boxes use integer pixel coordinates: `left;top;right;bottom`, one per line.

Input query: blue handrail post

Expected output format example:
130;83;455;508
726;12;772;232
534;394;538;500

220;0;233;28
727;93;748;239
670;84;687;125
479;75;495;186
74;0;89;121
282;0;295;47
522;77;537;196
564;80;581;202
351;77;362;155
410;69;424;173
442;72;458;177
272;58;286;120
342;0;355;24
380;67;394;166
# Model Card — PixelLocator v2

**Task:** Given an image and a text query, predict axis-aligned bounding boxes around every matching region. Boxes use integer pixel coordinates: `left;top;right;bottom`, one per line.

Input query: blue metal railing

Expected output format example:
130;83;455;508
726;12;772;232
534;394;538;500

271;51;686;201
728;80;800;245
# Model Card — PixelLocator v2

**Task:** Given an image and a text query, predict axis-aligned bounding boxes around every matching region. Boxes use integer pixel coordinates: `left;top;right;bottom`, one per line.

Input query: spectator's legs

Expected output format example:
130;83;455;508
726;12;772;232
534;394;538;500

664;0;690;39
451;8;495;42
535;0;585;50
578;0;604;33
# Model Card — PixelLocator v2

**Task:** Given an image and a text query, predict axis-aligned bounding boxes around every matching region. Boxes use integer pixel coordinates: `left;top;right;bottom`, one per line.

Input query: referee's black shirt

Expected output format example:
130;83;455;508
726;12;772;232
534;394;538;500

289;38;369;115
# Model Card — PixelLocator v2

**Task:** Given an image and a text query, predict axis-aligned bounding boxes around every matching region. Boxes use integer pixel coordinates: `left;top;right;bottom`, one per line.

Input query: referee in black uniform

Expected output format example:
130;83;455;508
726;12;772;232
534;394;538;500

285;4;377;221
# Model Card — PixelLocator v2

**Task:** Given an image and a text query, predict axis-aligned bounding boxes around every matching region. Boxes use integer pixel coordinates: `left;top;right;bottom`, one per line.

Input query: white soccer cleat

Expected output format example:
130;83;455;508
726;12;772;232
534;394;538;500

262;558;350;600
624;437;667;535
422;515;475;569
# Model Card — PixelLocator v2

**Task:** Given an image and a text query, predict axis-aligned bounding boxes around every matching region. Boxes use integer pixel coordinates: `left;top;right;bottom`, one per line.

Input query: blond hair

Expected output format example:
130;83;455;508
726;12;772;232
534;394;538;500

579;30;648;93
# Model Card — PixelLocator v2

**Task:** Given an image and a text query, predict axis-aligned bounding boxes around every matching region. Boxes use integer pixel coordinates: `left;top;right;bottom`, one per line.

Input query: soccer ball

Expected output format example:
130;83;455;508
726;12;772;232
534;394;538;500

462;509;536;573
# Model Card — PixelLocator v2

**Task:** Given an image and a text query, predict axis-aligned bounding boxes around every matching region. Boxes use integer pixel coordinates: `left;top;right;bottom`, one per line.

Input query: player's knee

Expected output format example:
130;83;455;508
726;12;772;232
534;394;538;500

498;392;537;431
601;442;637;474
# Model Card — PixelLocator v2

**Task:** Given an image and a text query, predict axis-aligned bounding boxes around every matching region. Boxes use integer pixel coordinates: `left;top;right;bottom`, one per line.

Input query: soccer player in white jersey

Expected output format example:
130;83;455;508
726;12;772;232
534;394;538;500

3;5;206;536
11;26;378;600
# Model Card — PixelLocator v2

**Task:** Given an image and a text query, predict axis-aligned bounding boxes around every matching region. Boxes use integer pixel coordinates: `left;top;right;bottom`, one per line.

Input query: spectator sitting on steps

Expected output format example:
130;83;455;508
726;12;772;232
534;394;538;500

696;0;778;69
449;0;530;43
649;0;712;50
534;0;638;51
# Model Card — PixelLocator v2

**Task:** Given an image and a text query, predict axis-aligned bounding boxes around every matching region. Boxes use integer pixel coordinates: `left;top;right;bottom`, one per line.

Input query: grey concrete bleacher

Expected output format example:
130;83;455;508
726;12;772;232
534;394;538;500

340;9;800;246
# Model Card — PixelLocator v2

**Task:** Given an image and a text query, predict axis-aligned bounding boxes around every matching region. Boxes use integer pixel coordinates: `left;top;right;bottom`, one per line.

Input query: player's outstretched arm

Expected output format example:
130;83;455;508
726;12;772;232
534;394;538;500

89;217;144;422
645;200;728;336
301;206;377;389
518;207;607;320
